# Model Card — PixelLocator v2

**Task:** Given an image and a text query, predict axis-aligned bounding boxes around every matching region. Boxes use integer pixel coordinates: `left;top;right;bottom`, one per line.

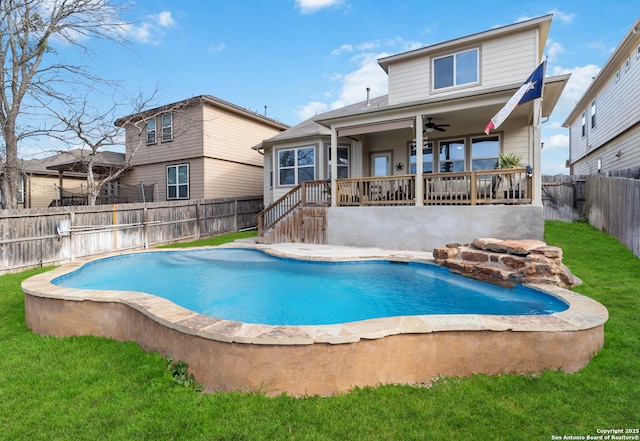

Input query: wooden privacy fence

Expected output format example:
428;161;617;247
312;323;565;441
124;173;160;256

584;174;640;259
0;196;262;275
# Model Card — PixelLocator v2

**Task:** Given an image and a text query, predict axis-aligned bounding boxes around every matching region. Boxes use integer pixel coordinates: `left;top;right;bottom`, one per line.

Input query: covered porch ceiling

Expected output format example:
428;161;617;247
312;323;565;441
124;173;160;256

315;74;570;140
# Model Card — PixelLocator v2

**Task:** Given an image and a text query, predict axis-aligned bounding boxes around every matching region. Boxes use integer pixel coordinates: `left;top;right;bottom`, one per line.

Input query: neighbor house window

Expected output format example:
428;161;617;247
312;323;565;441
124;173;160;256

146;118;156;144
167;163;189;199
278;146;315;186
18;174;24;204
625;57;630;71
581;112;586;137
161;113;173;142
439;139;465;172
433;48;479;90
409;142;434;174
327;145;350;179
471;136;499;171
591;100;597;129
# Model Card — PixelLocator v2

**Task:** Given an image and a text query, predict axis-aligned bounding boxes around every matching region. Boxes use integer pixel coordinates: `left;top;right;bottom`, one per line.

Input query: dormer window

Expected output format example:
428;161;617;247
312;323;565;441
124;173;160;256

433;48;479;90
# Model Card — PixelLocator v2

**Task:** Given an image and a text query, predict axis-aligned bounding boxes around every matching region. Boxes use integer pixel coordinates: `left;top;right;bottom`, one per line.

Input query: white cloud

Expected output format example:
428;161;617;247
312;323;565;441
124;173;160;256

331;44;353;56
543;133;569;152
295;101;328;120
548;9;574;24
550;64;600;114
157;11;175;28
545;39;564;63
329;52;389;110
208;42;226;54
126;10;176;44
295;0;344;14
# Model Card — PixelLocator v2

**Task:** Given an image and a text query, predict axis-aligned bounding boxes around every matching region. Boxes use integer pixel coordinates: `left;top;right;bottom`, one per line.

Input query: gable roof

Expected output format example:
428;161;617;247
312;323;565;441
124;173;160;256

115;94;290;131
20;150;125;177
378;14;553;73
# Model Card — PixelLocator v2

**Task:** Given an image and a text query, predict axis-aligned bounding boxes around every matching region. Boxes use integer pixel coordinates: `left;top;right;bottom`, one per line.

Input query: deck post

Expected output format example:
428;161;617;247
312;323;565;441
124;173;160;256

414;114;424;206
330;126;338;207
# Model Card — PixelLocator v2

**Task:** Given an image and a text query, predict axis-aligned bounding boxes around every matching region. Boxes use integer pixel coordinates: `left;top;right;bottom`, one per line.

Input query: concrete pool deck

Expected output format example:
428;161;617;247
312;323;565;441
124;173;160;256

22;241;608;396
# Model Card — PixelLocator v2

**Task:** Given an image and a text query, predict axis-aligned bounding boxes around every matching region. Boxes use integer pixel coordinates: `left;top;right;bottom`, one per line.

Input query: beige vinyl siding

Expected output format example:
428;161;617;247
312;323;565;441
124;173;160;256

388;29;539;106
124;159;204;201
202;105;277;167
203;158;263;198
481;30;538;89
22;175;86;208
502;127;530;164
127;106;204;167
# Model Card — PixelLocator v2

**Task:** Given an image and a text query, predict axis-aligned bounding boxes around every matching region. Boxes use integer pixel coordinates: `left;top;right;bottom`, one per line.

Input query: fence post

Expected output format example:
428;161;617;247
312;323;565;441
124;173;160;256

143;206;148;249
69;211;75;261
195;202;201;240
234;200;238;232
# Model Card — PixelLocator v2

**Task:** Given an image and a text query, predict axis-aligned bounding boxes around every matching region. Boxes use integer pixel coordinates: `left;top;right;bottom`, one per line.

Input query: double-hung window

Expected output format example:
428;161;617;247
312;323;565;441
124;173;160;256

167;164;189;199
146;118;156;144
433;48;479;90
278;146;315;185
409;142;434;174
581;112;586;137
327;146;350;179
439;140;465;172
161;113;173;142
590;100;597;129
471;136;499;171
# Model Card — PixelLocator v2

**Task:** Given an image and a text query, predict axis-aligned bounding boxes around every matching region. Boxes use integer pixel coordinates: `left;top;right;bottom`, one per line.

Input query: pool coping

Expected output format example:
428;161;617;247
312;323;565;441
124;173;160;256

21;242;609;346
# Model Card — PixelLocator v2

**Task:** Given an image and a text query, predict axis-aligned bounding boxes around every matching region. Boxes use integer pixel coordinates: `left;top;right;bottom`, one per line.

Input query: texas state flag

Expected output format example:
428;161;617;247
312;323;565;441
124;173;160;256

484;60;546;134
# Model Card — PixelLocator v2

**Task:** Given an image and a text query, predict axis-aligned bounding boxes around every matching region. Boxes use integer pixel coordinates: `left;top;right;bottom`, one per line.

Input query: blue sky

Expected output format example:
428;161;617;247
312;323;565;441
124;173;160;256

33;0;640;174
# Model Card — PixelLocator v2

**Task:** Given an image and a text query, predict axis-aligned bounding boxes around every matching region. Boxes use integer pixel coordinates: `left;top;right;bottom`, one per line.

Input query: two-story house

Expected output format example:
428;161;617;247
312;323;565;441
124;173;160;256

116;95;289;202
563;18;640;175
256;14;569;251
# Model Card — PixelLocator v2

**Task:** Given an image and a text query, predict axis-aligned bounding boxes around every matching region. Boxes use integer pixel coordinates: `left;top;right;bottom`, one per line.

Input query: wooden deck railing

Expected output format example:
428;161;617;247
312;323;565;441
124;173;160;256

257;180;329;235
258;169;532;236
334;168;532;206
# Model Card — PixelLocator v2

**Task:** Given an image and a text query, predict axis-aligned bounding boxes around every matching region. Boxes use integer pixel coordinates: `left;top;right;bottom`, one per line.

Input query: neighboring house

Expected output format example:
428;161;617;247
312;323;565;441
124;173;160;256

256;14;569;251
4;150;124;208
115;95;289;202
563;18;640;175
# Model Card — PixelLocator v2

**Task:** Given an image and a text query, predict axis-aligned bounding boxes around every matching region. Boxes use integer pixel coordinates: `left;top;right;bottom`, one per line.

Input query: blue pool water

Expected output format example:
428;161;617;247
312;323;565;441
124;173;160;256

52;249;569;325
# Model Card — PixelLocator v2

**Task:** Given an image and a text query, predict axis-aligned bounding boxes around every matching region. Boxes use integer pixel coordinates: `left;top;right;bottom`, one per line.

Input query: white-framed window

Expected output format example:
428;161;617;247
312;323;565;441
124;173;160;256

439;139;465;172
433;48;479;90
167;163;189;199
278;146;315;186
637;45;640;59
615;70;620;82
409;142;434;174
581;112;586;137
625;57;630;71
471;135;499;171
591;100;597;129
18;174;24;204
146;118;156;145
161;113;173;142
327;145;350;179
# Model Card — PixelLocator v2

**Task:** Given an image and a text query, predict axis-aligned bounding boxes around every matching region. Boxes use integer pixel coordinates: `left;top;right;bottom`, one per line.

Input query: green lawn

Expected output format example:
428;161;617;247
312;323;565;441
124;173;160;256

1;222;638;440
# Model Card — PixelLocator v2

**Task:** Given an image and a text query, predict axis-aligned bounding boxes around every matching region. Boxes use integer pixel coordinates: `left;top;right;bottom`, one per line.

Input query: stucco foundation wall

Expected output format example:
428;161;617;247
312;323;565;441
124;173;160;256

24;292;603;397
327;205;544;251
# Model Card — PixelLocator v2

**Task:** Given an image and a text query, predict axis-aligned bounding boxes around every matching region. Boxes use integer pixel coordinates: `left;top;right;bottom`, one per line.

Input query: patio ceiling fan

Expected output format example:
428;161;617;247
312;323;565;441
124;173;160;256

424;117;450;133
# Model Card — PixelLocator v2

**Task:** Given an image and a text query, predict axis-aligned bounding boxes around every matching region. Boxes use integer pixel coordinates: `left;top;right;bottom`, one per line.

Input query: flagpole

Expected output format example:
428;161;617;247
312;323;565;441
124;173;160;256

531;57;546;206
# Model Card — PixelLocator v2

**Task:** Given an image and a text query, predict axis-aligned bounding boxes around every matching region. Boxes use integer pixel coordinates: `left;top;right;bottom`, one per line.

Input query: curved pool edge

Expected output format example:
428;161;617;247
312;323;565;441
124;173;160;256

22;243;609;396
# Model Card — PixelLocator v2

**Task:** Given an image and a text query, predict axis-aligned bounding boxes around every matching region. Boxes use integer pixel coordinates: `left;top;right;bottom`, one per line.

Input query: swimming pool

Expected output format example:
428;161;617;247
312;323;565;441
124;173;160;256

23;243;608;396
52;249;568;325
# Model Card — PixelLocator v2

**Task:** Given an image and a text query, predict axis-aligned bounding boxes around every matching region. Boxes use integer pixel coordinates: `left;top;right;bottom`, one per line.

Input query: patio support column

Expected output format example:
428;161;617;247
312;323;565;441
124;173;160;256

532;98;542;205
414;114;424;206
330;126;338;207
